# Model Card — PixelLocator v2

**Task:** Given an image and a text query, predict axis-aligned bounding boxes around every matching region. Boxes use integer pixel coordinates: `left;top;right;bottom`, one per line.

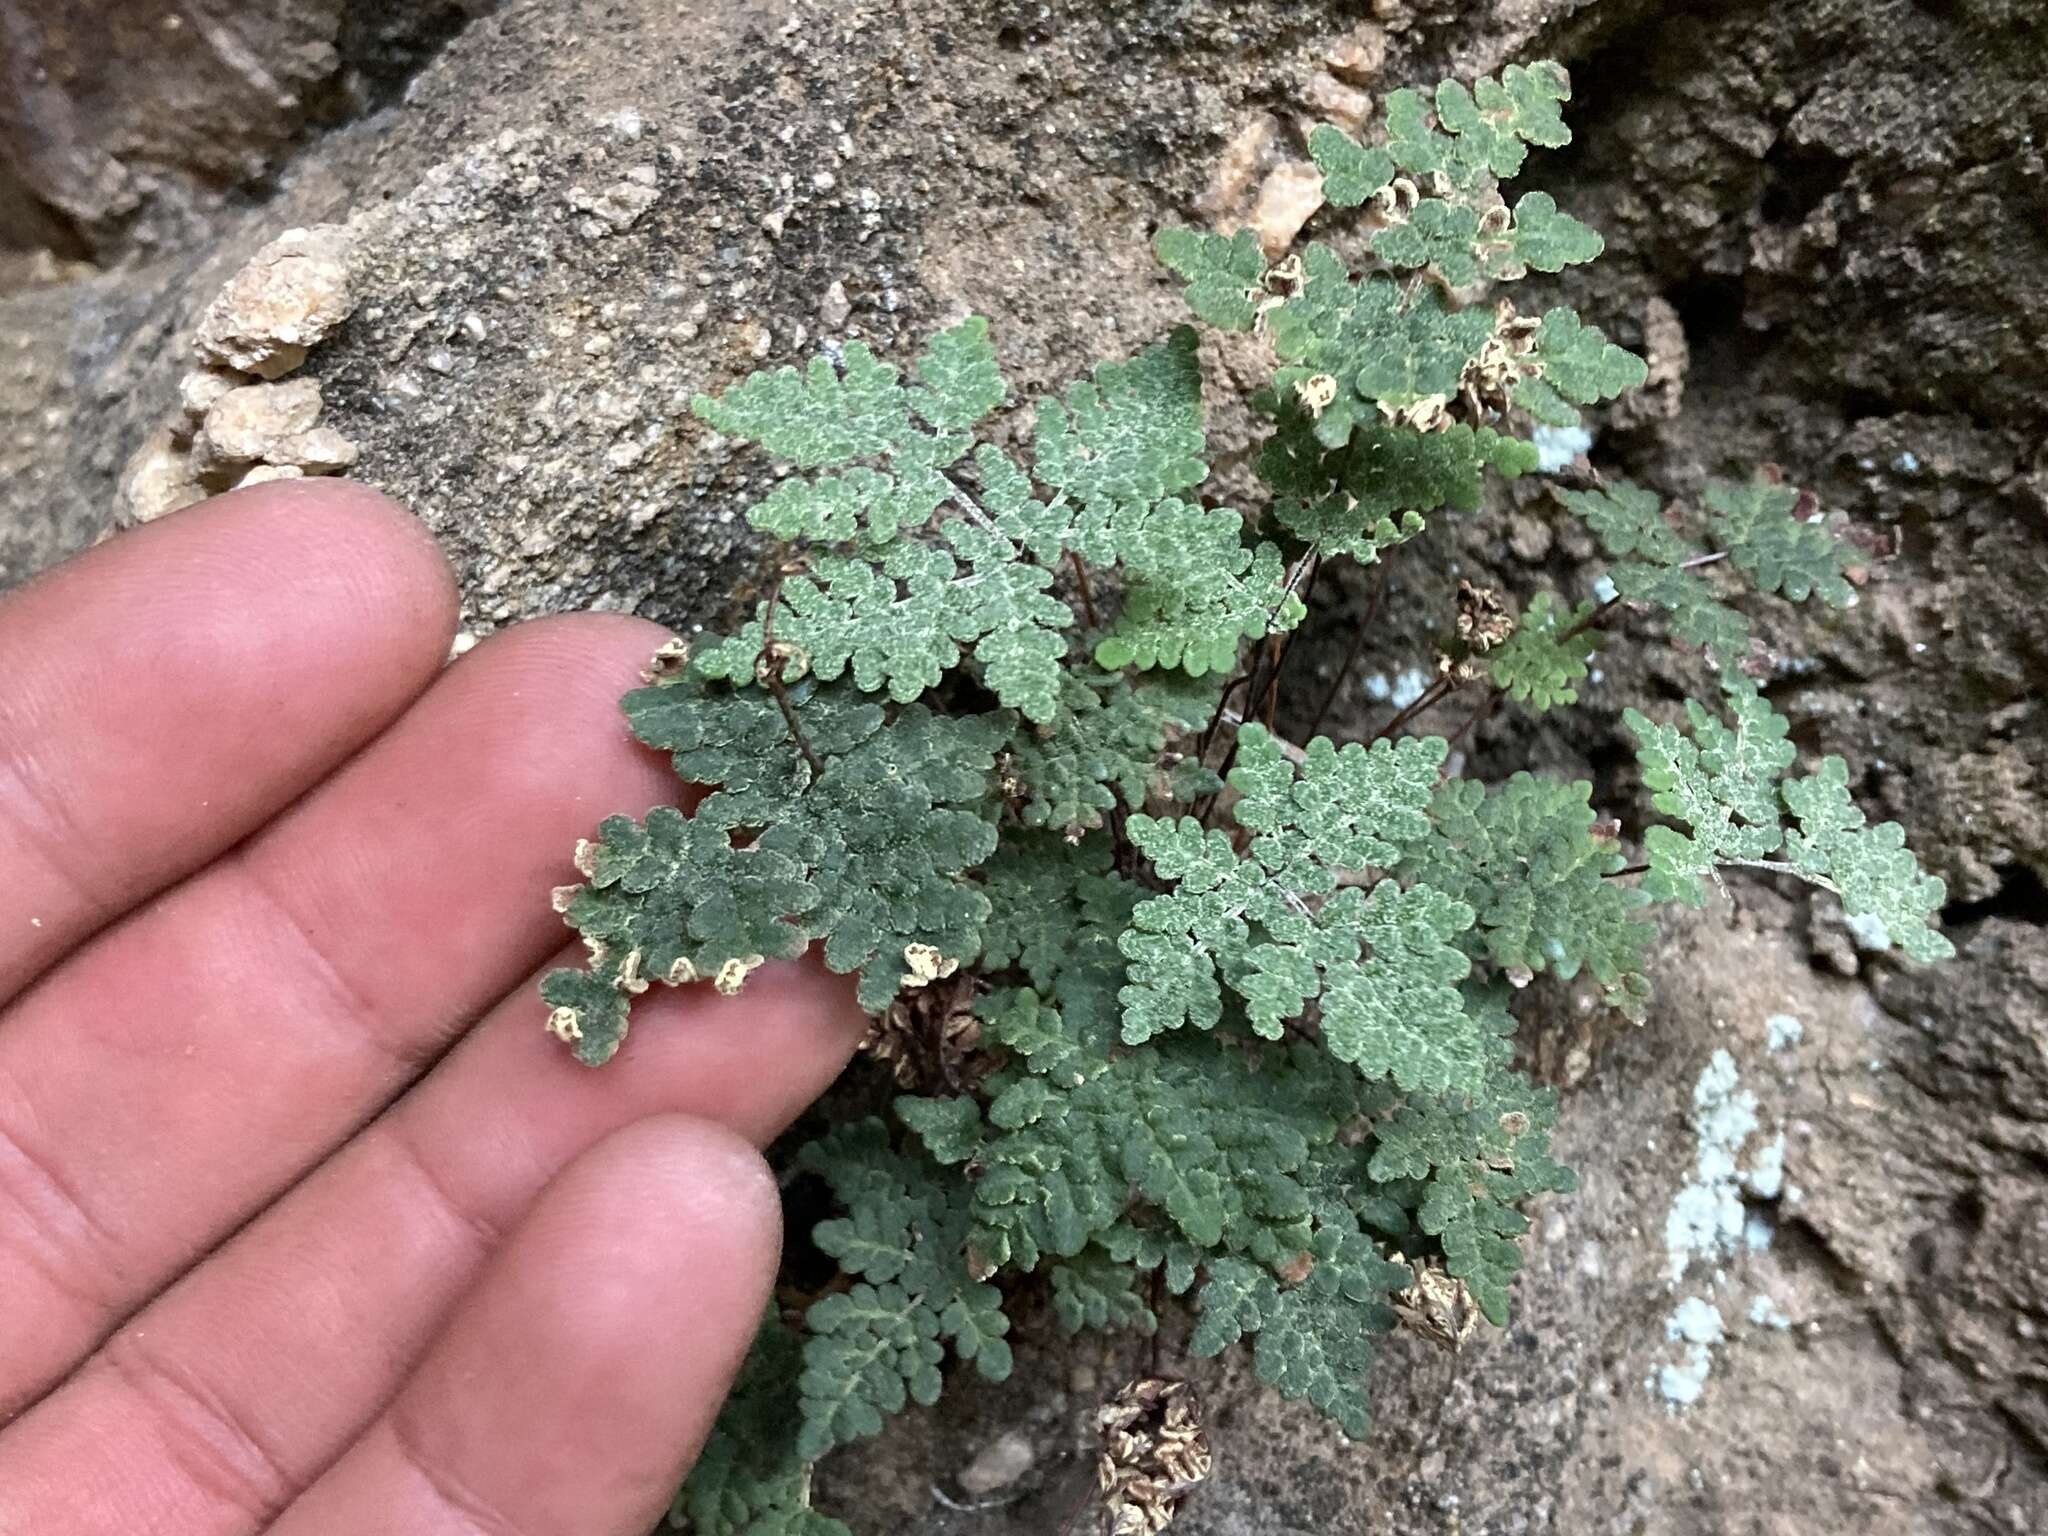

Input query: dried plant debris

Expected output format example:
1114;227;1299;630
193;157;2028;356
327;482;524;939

1097;1379;1213;1535
1391;1256;1484;1352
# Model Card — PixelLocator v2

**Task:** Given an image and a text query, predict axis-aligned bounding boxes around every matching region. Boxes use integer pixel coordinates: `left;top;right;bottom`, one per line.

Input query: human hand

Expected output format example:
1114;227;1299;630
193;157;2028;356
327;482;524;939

0;483;866;1534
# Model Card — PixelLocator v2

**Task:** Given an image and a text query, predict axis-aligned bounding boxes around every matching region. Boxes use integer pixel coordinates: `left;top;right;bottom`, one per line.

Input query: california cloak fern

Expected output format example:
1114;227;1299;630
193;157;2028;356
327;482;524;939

541;61;1951;1533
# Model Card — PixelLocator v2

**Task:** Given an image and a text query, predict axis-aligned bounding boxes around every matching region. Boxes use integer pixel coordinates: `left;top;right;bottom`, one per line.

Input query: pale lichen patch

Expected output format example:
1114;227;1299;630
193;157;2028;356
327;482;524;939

1650;1039;1803;1411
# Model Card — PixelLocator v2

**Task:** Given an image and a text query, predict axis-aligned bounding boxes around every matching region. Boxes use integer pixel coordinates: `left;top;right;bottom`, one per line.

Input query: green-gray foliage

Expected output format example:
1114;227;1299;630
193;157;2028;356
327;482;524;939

1309;123;1395;208
1155;225;1269;329
673;1315;852;1536
541;672;1006;1059
1365;1054;1576;1324
1626;678;1951;959
1702;476;1856;607
545;63;1950;1533
1487;590;1595;711
1118;727;1499;1094
794;1122;1011;1459
1554;474;1860;673
1003;668;1220;833
1397;774;1654;1013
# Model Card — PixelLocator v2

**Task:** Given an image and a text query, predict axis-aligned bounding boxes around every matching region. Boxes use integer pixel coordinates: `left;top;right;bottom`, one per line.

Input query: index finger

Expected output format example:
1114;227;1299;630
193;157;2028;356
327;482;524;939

0;483;458;1006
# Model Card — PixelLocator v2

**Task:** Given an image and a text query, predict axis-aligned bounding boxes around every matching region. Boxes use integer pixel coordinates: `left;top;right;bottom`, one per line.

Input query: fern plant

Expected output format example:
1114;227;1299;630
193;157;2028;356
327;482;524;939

542;61;1951;1532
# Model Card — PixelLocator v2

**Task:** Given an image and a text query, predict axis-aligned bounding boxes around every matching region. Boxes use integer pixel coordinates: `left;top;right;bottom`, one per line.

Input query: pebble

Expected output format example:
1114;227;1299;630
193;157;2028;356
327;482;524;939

176;366;240;426
197;379;325;466
283;426;360;474
568;177;661;232
196;224;356;379
235;464;306;486
1326;23;1390;83
1199;113;1278;216
820;279;853;329
958;1429;1036;1496
1249;161;1326;258
117;425;207;522
1305;73;1373;130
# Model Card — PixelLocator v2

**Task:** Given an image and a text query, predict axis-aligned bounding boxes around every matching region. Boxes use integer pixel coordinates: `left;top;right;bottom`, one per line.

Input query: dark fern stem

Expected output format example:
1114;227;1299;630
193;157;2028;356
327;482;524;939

758;581;824;779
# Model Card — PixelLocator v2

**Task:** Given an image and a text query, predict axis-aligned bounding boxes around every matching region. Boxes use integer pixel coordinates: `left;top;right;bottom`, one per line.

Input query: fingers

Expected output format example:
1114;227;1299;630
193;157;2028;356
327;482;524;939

0;955;863;1536
265;1117;779;1536
0;613;681;1415
0;482;457;1007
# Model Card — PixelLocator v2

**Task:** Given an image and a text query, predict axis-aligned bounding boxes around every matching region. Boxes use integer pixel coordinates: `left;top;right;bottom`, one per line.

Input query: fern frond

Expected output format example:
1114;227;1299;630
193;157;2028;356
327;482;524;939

1625;678;1952;958
1385;63;1572;190
1703;475;1856;607
1034;325;1209;511
1365;1055;1575;1324
1554;480;1694;565
1118;727;1502;1093
673;1315;852;1536
1512;309;1649;425
1781;758;1953;962
795;1122;1011;1460
1398;773;1654;1003
541;667;1006;1058
1486;590;1596;711
1190;1231;1409;1438
1003;669;1219;832
1154;226;1269;330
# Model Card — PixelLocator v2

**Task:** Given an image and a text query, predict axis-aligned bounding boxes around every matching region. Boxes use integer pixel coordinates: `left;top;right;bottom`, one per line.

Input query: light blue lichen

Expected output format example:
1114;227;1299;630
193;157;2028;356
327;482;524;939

1654;1048;1798;1409
1533;422;1595;473
1653;1296;1726;1408
1748;1293;1793;1330
1662;1050;1760;1282
1742;1131;1786;1200
1671;1295;1724;1343
1362;667;1432;708
1764;1013;1804;1052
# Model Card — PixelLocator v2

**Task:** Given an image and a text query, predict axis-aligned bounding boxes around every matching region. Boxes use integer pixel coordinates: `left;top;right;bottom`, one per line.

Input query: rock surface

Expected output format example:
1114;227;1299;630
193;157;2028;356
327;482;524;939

0;0;485;260
2;1;2044;1533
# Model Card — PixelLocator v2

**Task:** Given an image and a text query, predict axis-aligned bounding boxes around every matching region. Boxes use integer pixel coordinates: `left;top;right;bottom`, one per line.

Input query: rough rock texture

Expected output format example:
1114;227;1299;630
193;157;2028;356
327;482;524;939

0;0;488;260
2;1;2045;1533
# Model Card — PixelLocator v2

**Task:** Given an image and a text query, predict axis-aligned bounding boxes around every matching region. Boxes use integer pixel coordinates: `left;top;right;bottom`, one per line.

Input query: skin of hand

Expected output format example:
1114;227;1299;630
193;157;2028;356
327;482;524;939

0;481;868;1535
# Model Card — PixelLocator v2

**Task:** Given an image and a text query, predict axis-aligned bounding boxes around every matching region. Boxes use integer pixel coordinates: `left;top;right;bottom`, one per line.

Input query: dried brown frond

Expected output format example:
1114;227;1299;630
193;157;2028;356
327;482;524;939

1455;580;1515;652
858;968;988;1093
1391;1257;1483;1353
1096;1378;1213;1535
1457;297;1544;422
